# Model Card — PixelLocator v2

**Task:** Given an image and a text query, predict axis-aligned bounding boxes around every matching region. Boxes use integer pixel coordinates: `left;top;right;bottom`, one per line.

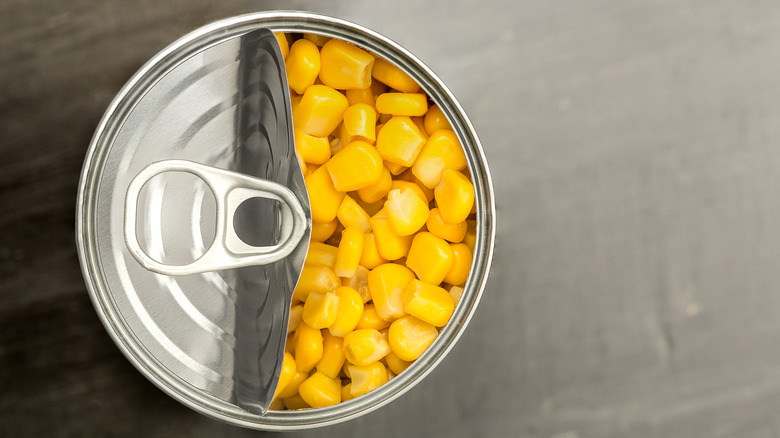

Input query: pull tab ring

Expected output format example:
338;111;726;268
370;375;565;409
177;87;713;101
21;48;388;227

124;159;308;276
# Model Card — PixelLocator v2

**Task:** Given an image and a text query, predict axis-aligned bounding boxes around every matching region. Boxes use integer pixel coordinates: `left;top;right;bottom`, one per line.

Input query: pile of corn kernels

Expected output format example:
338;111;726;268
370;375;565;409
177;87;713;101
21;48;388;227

270;32;476;410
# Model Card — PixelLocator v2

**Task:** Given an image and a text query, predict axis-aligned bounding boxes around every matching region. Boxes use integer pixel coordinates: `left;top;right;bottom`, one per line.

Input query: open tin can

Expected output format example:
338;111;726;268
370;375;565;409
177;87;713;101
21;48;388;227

76;11;495;430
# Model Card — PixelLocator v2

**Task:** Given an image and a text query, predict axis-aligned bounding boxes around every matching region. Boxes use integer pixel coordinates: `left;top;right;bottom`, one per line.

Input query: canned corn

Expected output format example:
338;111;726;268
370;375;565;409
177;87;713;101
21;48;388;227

75;11;495;430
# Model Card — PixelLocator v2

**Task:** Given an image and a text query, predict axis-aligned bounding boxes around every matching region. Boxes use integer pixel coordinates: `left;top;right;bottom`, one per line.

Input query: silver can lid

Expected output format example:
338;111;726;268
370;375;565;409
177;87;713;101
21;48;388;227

79;28;310;414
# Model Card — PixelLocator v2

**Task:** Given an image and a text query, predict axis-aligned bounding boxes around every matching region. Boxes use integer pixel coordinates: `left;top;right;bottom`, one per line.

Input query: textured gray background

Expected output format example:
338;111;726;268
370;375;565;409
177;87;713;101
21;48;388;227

3;0;780;437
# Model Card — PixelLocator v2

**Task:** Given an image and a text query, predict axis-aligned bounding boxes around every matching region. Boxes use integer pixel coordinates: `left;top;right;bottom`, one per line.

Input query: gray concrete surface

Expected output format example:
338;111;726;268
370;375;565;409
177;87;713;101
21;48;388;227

3;1;780;436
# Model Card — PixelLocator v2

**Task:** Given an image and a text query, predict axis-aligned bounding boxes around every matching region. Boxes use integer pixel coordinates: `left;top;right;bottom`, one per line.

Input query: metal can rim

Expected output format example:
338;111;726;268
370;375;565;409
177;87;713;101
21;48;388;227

75;11;496;430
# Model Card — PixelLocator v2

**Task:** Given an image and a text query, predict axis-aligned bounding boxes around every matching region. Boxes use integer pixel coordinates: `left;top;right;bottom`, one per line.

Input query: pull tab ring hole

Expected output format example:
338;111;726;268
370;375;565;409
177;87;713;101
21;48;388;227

232;197;282;248
135;171;217;265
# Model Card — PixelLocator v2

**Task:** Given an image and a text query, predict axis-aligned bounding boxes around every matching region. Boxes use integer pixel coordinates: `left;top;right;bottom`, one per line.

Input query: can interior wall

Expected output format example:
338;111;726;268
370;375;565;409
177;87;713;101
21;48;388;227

76;11;495;430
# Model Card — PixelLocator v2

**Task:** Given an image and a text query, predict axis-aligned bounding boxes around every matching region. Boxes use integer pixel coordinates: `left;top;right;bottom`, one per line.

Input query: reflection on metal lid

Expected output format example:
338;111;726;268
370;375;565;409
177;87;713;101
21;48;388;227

85;28;309;413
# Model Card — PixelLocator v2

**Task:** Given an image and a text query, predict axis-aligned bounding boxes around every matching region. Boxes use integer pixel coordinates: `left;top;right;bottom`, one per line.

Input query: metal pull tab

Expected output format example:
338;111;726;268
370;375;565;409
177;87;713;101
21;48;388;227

124;159;308;276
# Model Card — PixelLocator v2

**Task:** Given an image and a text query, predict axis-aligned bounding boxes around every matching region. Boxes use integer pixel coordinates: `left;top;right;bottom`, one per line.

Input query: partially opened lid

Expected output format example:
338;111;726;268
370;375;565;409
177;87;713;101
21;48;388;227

83;28;310;414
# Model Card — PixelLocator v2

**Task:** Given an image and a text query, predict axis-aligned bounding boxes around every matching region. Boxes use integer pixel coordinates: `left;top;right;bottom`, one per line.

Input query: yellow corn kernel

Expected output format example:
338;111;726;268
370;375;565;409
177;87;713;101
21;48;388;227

449;285;464;304
388;179;426;203
343;329;391;366
283;394;310;410
325;141;383;191
295;131;331;165
304;33;331;47
269;397;285;411
341;265;371;303
360;232;386;269
402;279;455;327
368;263;415;322
434;169;475;224
385;188;430;236
305;241;338;268
349;362;390;397
334;226;364;278
337;195;372;232
423;104;450;135
286;39;321;94
412;130;468;188
411;117;428;140
375;93;428;117
288;304;303;334
273;352;298;399
298;371;341;408
464;219;477;251
294;84;349;137
371;58;420;93
355;303;391;330
346;87;375;107
342;383;355;402
357;166;392;204
385;161;407;176
376;117;426;167
317;331;346;378
305;166;345;223
318;39;375;90
294;322;324;373
342;103;377;144
341;360;352;378
329;286;365;336
303;291;340;329
277;370;309;399
384;351;412;375
311;218;338;242
275;32;289;60
426;208;467;243
346;88;381;121
293;265;340;302
369;209;413;261
398;169;434;202
444;243;472;286
405;232;455;285
388;315;438;361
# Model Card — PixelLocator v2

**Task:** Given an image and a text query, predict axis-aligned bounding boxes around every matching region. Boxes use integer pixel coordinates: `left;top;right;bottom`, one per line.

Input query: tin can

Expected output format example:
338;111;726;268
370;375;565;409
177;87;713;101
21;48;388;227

76;11;495;430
